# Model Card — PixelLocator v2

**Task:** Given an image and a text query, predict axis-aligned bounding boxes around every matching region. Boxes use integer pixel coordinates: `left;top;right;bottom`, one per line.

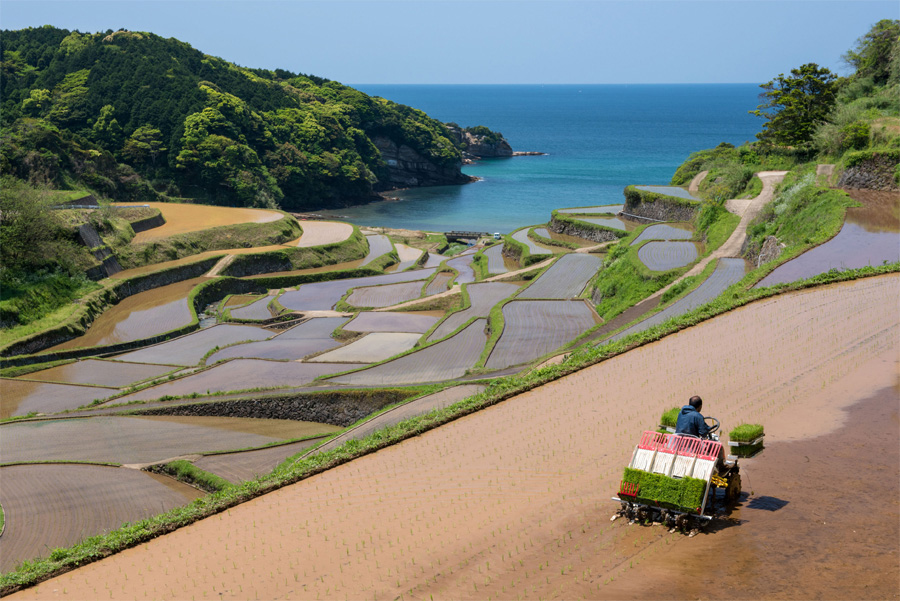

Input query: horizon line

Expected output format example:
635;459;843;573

349;82;762;86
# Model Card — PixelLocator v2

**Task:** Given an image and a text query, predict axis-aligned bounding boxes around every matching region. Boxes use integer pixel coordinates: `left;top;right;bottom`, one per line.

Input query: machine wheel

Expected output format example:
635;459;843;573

726;474;742;508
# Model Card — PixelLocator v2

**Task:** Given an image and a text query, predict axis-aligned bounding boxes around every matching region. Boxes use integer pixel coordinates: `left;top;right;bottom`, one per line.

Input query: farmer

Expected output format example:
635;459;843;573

675;395;711;438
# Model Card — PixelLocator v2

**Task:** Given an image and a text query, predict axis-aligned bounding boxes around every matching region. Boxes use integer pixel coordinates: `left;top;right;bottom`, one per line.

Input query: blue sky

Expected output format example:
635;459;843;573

1;1;896;84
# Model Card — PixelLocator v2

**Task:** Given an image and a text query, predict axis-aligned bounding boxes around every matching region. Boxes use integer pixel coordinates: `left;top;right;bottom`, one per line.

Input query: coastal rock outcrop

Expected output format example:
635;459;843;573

446;124;513;158
372;136;475;189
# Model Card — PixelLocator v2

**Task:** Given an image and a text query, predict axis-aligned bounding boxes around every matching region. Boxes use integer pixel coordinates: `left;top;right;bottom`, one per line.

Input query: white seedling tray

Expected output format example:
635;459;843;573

728;435;764;447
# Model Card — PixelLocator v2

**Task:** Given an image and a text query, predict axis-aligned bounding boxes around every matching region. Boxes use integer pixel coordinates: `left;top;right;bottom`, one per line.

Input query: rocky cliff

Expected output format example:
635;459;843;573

446;125;514;159
372;136;475;188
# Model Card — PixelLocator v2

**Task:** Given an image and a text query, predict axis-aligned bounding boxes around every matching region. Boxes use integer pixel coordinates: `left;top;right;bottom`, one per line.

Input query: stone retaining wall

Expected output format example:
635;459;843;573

548;216;622;243
128;212;166;233
133;389;414;427
837;155;899;191
622;186;699;222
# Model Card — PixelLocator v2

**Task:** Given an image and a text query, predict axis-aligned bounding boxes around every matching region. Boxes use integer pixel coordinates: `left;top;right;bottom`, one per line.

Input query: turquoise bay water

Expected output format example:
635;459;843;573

318;84;762;232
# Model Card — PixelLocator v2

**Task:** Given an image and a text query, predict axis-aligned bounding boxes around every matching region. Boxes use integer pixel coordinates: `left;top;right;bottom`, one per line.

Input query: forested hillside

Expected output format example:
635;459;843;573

0;26;472;209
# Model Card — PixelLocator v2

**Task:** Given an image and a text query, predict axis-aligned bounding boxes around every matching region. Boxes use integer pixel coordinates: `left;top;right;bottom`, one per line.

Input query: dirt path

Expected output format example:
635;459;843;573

650;170;787;302
11;274;897;600
119;202;283;244
688;169;708;196
293;220;354;247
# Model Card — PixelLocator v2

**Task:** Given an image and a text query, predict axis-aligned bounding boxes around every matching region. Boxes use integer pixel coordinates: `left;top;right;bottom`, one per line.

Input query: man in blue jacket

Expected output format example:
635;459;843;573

675;396;710;438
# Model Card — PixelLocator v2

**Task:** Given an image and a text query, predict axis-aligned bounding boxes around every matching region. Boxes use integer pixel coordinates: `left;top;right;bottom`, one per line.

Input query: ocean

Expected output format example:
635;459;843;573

317;84;763;232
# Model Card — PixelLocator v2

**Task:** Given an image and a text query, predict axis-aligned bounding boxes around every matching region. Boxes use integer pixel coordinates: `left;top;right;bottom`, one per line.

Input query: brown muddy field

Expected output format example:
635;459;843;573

0;464;202;574
48;277;205;351
9;275;899;600
0;379;116;419
120;202;283;243
14;359;175;388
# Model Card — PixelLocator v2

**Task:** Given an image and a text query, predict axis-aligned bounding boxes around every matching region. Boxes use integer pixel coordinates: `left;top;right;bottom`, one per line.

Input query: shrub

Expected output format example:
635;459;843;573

729;423;764;442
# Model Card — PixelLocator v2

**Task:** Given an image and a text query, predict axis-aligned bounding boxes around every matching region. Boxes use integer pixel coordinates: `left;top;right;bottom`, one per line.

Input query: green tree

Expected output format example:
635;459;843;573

751;63;837;148
0;179;66;271
843;19;900;85
21;89;51;117
91;104;124;151
123;125;166;167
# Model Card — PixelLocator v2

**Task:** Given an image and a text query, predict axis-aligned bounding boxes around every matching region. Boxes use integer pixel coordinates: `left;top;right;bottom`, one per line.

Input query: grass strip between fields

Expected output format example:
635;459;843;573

1;262;896;594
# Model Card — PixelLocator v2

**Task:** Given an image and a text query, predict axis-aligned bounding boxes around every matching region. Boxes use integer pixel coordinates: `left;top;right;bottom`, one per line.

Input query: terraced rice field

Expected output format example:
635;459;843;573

114;324;273;366
610;258;748;342
112;360;348;401
1;415;337;464
422;253;446;268
556;204;624;214
630;223;694;246
637;241;699;271
391;243;424;271
192;438;331;484
309;384;486;456
309;333;421;363
483;244;509;274
294;220;354;247
511;228;553;255
424;272;454;296
517;253;602;299
228;295;274;320
361;234;393;265
205;317;348;363
1;380;117;419
120;202;283;244
575;216;630;230
756;191;900;288
13;359;175;388
427;282;520;341
634;185;700;200
0;464;202;573
48;278;205;351
485;300;598;369
343;311;439;333
328;319;487;385
242;258;365;279
446;252;477;284
279;269;434;312
345;281;425;308
9;275;899;600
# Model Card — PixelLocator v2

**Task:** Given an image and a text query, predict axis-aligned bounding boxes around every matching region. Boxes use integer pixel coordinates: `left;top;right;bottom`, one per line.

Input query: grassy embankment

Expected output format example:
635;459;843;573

3;261;895;594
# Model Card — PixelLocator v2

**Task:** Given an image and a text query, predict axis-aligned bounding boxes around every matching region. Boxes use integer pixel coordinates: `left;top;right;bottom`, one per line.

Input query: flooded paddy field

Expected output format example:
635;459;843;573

278;269;434;311
2;415;337;464
113;359;349;402
557;204;624;214
485;300;599;369
517;253;603;299
630;222;694;245
329;319;488;385
756;189;900;287
637;240;700;271
446;251;477;283
386;243;424;272
227;295;273;320
1;379;117;419
120;202;283;244
0;463;202;574
427;282;520;341
483;244;514;274
192;438;332;484
575;215;632;231
206;317;348;362
611;257;748;342
512;228;557;255
48;278;205;351
344;311;439;333
13;359;175;388
114;324;273;366
23;275;896;600
424;271;455;295
346;280;427;308
309;332;421;363
361;234;393;265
